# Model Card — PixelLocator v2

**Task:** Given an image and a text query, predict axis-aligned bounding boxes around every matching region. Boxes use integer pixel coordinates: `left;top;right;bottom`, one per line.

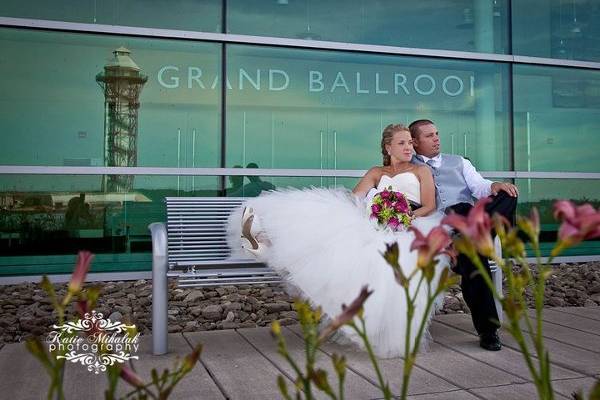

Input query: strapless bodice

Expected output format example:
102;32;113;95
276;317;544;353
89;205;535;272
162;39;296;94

374;173;421;204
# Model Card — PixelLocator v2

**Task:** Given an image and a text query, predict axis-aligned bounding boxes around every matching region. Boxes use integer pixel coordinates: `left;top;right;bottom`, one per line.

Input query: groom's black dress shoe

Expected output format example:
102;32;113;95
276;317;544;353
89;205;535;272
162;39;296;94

479;332;502;351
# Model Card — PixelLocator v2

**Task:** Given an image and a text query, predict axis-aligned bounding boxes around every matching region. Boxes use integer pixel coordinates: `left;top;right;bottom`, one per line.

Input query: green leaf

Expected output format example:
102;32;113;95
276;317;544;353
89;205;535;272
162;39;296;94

277;375;292;400
588;379;600;400
310;368;334;395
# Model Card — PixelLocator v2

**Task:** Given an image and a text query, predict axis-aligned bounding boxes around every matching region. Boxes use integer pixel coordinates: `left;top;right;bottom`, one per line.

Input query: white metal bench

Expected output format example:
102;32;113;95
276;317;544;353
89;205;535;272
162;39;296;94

148;197;504;354
148;197;281;354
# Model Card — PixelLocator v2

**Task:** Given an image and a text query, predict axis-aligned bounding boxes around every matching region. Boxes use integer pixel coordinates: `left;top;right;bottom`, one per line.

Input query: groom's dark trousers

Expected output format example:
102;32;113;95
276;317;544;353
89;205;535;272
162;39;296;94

447;191;517;336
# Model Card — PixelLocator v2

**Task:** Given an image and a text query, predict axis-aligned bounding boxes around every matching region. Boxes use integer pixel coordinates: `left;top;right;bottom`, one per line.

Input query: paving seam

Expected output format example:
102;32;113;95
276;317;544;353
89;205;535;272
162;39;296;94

434;319;597;379
182;332;231;400
431;336;533;383
284;325;474;397
367;389;479;400
518;320;600;355
551;308;600;322
466;381;572;399
532;314;600;337
235;328;296;384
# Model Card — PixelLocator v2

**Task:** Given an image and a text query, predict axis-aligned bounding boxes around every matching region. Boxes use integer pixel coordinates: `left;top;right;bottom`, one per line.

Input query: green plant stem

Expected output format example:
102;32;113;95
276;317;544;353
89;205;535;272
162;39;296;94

352;320;391;400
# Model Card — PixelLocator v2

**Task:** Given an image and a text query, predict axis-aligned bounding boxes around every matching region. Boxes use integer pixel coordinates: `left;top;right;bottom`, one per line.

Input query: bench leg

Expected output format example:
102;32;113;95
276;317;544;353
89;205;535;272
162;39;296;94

150;222;168;355
492;235;503;324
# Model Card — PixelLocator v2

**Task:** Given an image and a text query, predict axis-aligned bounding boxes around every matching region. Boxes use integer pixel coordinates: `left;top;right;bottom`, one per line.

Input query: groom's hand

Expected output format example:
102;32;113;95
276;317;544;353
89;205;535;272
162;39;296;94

491;182;519;197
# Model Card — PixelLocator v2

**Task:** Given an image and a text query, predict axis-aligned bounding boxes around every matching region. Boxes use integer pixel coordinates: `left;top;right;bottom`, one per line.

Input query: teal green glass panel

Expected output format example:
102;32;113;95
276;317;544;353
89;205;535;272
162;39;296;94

0;28;221;169
225;45;511;178
512;0;600;62
516;178;600;256
0;0;221;32
0;174;219;275
513;65;600;173
228;0;509;54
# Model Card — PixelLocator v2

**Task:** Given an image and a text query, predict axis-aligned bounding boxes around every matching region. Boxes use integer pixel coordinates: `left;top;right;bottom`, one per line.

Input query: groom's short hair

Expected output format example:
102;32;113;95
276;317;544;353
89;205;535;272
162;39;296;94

409;119;434;139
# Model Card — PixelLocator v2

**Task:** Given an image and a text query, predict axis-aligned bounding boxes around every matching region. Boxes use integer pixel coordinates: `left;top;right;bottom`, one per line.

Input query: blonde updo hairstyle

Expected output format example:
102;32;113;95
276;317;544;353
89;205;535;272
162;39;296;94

381;123;410;166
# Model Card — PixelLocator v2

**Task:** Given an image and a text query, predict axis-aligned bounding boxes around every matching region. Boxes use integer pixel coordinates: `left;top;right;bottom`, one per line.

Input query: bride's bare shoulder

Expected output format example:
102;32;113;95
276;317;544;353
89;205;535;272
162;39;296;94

365;166;384;178
413;165;432;180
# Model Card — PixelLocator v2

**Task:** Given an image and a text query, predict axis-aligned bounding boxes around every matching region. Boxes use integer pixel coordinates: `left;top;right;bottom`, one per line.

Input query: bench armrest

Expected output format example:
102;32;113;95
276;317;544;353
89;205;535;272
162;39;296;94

149;222;167;258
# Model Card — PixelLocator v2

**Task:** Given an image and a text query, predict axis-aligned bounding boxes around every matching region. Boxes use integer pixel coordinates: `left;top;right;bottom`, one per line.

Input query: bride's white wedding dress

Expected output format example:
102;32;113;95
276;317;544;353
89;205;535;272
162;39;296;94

226;173;449;358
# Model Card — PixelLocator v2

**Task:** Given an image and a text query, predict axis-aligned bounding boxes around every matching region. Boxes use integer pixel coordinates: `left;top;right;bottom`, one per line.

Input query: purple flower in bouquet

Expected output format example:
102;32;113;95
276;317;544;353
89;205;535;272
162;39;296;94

371;204;381;214
388;217;400;230
380;190;390;199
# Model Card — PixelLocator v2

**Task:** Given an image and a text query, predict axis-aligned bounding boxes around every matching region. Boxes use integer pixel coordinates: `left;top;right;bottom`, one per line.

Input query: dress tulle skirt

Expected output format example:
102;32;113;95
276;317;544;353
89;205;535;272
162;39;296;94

226;188;449;358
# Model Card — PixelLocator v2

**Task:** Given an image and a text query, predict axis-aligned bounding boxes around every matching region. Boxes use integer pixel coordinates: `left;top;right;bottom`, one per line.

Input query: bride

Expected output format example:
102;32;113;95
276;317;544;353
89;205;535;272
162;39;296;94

227;124;449;358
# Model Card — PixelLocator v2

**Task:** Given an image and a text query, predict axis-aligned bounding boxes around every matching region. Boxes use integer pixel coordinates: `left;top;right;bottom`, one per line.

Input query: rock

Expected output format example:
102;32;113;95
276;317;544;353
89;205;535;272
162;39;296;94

264;302;290;313
184;290;205;303
183;321;199;332
115;306;133;316
444;296;462;312
589;284;600;294
108;311;123;323
279;311;298;320
547;297;565;307
202;305;223;321
584;299;598;307
224;311;236;322
223;302;242;312
222;321;240;329
190;305;205;317
278;318;296;326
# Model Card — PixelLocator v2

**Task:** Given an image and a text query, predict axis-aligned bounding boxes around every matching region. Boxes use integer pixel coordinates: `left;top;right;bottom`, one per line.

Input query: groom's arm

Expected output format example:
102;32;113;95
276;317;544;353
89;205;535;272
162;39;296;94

462;158;519;198
461;158;494;199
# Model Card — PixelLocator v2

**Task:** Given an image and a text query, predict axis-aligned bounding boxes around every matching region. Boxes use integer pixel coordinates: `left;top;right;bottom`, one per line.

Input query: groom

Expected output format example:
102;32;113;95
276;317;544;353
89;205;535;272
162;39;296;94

409;119;518;351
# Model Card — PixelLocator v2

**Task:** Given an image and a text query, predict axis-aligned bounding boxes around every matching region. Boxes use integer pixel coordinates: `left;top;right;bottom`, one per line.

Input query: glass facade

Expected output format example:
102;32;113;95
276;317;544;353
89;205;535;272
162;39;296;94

1;1;599;275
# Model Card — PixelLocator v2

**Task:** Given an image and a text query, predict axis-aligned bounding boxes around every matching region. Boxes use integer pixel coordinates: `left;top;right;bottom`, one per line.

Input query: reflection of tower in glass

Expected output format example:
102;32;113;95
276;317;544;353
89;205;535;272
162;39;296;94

96;47;147;193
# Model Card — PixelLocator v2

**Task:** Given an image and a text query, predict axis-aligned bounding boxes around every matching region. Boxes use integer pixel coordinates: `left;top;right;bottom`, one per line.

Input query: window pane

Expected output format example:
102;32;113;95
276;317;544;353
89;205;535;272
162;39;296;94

0;0;221;32
228;0;509;54
0;28;221;171
225;45;511;176
512;0;600;62
513;65;600;173
0;174;219;275
516;178;600;256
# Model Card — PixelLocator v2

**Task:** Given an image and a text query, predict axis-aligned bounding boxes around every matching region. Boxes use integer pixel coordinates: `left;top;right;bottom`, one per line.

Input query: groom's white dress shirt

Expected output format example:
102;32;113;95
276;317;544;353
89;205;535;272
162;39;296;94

419;154;493;200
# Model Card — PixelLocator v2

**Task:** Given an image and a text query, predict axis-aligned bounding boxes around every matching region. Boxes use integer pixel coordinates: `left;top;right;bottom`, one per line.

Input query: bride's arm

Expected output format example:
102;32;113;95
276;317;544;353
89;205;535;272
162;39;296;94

413;166;436;217
352;167;379;198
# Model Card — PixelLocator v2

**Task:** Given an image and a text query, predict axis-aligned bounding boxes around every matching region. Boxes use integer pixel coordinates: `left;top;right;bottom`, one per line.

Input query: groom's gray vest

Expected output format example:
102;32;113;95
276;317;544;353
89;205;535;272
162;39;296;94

412;154;474;211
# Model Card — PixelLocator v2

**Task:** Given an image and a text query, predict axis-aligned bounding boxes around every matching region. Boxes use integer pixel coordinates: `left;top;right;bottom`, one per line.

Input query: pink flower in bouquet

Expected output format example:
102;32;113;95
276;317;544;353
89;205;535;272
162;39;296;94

380;190;390;199
388;217;400;230
371;204;381;214
383;199;392;208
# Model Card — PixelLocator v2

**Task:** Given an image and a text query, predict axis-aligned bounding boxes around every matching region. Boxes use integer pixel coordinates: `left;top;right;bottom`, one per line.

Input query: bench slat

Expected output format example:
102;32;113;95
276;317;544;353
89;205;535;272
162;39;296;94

162;197;279;288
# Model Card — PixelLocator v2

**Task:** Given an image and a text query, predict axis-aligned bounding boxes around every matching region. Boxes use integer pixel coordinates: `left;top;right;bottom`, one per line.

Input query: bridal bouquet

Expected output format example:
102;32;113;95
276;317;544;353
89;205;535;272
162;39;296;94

369;186;412;231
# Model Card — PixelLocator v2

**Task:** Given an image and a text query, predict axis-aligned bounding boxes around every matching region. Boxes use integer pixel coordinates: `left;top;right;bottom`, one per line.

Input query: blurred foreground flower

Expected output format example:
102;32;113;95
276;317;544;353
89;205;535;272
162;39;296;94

318;285;373;342
410;226;452;273
553;201;600;255
68;250;94;294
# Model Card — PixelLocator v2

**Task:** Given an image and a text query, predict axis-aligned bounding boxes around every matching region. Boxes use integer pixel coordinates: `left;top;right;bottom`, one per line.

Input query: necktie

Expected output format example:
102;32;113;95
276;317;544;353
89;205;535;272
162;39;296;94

426;159;436;169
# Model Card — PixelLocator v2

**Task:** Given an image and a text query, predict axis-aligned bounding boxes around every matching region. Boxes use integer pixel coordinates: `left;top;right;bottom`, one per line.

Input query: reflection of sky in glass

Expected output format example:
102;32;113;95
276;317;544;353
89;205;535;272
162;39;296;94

0;0;221;32
0;29;221;174
513;65;600;173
